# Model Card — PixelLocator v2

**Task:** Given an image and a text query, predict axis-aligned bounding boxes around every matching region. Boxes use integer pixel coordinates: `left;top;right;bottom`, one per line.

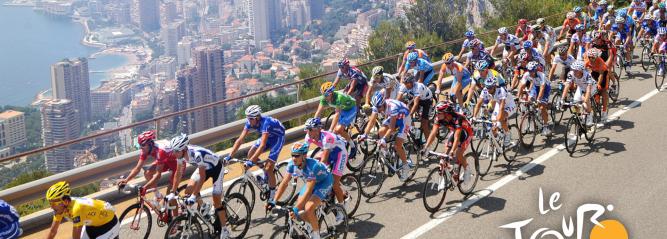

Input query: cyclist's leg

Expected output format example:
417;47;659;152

419;99;432;137
539;84;551;125
455;131;470;168
81;216;120;239
394;117;410;164
303;179;331;233
328;148;347;203
210;163;228;229
266;136;284;190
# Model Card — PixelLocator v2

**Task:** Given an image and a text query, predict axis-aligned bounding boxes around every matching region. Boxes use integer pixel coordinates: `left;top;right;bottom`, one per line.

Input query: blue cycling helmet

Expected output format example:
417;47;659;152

483;76;498;88
371;91;385;107
465;29;475;37
407;52;419;62
337;58;350;68
617;8;627;16
475;60;490;71
573;6;582;13
523;40;533;49
660;2;666;9
291;142;309;155
575;24;585;31
304;117;322;129
659;27;667;35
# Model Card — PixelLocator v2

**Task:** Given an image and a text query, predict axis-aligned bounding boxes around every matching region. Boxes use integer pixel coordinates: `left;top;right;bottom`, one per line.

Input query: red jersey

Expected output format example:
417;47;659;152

140;143;183;173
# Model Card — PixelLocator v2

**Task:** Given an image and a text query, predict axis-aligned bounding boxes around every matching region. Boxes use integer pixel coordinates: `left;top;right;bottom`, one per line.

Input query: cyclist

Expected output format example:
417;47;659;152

397;73;434;140
0;200;20;239
403;52;436;85
584;48;610;122
472;75;516;146
515;19;532;41
568;24;590;60
168;134;231;239
511;42;546;90
589;30;616;68
398;41;431;76
548;46;576;84
227;105;286;202
437;52;472;108
600;5;616;30
46;182;119;239
559;12;581;41
118;130;170;197
423;102;474;182
270;143;333;239
313;82;357;158
517;61;553;136
612;15;635;67
630;0;648;23
490;27;521;66
651;27;667;75
638;14;658;41
529;25;555;65
303;118;348;222
466;61;506;107
652;3;667;27
357;91;414;181
588;0;600;22
560;61;597;126
457;29;484;60
332;58;369;105
573;6;589;29
463;39;495;72
364;66;400;111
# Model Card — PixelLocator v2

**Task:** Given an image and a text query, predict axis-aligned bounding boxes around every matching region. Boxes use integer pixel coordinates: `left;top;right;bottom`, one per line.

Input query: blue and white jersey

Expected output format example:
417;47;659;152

286;158;331;182
404;58;434;73
185;145;220;170
495;34;521;47
374;99;410;119
398;82;433;100
244;116;286;138
0;200;20;239
521;71;550;87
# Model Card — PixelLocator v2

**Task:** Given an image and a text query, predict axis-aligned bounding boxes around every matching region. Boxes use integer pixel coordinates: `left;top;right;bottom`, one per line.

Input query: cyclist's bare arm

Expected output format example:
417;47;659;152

46;220;60;239
436;67;447;91
448;128;462;155
273;173;293;202
562;81;572;100
144;164;164;190
72;225;83;239
568;41;576;56
363;112;379;135
170;162;184;193
332;76;342;89
425;124;440;150
490;43;499;56
250;132;270;162
319;149;331;165
410;96;421;115
314;103;325;119
123;159;147;184
346;79;357;95
229;129;249;158
466;84;476;103
538;84;546;102
547;63;557;80
457;47;466;60
473;96;483;118
497;99;506;123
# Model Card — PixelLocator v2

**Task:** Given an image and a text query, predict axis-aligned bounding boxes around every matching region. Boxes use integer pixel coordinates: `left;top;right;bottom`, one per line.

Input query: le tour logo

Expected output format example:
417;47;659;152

499;188;628;239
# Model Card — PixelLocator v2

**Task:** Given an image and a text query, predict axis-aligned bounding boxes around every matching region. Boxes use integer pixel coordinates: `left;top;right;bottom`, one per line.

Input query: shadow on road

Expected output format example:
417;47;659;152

605;119;635;132
348;212;384;238
469;195;507;218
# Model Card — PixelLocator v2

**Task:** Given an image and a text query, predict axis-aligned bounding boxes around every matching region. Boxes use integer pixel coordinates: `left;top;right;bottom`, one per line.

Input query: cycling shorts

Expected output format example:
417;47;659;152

382;115;412;140
346;80;368;99
423;69;436;85
446;130;472;152
450;75;472;96
573;85;597;103
299;176;333;200
591;71;609;90
492;102;516;121
81;216;119;239
190;161;225;195
338;106;357;127
253;136;285;162
325;147;348;176
529;84;552;103
0;222;20;239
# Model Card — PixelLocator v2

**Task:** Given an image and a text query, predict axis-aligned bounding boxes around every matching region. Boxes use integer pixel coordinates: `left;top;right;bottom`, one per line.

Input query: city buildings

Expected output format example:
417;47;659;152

310;0;325;20
51;58;92;125
90;80;133;119
40;99;81;173
136;0;161;32
177;36;195;66
0;110;27;153
162;20;186;58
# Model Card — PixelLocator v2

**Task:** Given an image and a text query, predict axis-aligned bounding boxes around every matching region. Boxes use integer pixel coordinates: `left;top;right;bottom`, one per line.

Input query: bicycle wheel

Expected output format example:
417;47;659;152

324;111;336;130
358;155;386;199
457;152;479;195
399;139;421;184
358;121;379;155
565;117;580;154
655;61;665;90
347;134;365;172
518;113;537;148
585;105;599;142
165;215;203;239
318;204;348;239
502;124;520;163
642;45;651;71
422;167;448;213
225;179;256;212
119;203;152;239
474;135;494;177
609;73;620;104
224;193;251;239
273;162;296;205
340;174;361;218
614;53;625;78
550;93;566;126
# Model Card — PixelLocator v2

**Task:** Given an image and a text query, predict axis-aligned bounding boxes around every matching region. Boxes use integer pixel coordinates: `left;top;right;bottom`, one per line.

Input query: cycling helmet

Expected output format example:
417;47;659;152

575;24;585;31
465;29;475;37
567;12;576;19
574;6;582;13
46;181;71;201
138;130;156;145
475;60;490;71
245;105;262;117
372;66;384;76
591;30;602;39
536;18;545;25
526;61;539;71
518;49;529;60
435;101;455;114
557;45;568;54
337;58;350;68
523;40;533;49
659;27;667;35
571;61;585;71
304;117;322;129
615;16;625;23
531;25;541;31
587;48;600;58
607;5;614;11
442;52;455;63
402;73;415;83
645;14;653;20
370;91;385;107
407;52;419;62
484;76;498;88
598;0;607;5
498;27;508;34
518;19;528;24
320;82;335;95
291;142;309;155
169;134;189;151
469;39;481;48
405;41;417;50
618;8;627;16
660;2;666;9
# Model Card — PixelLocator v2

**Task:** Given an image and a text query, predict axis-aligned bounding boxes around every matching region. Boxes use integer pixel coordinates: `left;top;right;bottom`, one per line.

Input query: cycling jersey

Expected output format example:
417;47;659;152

185;145;225;195
436;113;473;150
592;39;615;61
374;99;412;140
480;86;517;120
515;26;532;41
571;32;591;45
336;66;368;84
402;49;431;63
465;50;494;66
567;70;596;89
287;158;333;200
398;82;433;100
585;57;608;72
630;2;647;18
0;200;20;239
138;142;162;162
54;198;115;227
152;147;185;174
404;58;435;84
442;62;472;93
496;34;521;48
472;69;507;87
305;130;348;176
462;38;485;51
244;115;286;138
320;91;356;111
562;18;581;33
643;20;658;36
518;48;547;67
552;55;576;67
613;23;633;41
368;73;400;100
521;72;552;103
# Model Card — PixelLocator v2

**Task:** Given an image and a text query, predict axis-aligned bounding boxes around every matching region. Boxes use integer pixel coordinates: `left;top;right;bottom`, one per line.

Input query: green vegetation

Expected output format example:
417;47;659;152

308;0;374;41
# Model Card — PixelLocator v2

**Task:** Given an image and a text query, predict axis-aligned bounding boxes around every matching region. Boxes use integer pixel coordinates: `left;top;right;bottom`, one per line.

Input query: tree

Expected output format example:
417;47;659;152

403;0;468;44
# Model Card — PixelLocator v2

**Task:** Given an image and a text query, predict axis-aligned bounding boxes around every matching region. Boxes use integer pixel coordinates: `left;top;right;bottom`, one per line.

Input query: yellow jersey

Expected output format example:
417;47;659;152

53;197;115;227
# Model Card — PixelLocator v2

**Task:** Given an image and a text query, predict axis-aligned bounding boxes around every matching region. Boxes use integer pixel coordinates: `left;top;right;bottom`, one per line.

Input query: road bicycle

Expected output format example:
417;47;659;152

357;136;421;199
614;44;632;78
472;118;520;176
164;193;251;239
421;151;479;213
562;102;598;155
118;184;183;239
640;37;655;71
516;100;552;149
654;54;667;90
224;158;296;212
550;82;573;127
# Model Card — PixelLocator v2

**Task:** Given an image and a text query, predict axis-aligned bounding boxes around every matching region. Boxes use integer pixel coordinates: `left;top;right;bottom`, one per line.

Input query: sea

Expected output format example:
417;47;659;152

0;3;129;106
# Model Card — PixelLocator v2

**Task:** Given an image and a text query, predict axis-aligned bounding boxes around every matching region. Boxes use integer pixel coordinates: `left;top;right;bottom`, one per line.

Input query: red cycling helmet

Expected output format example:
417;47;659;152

518;19;528;25
138;130;156;145
435;101;456;114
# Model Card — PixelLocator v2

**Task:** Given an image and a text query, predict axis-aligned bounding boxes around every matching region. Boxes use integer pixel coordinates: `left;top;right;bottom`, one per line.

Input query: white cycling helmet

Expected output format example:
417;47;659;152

245;105;262;118
526;61;540;71
170;134;190;151
571;61;585;71
498;27;508;34
615;16;625;23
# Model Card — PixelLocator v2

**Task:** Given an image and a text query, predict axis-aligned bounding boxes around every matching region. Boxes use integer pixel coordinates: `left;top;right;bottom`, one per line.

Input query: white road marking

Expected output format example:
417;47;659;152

402;88;661;239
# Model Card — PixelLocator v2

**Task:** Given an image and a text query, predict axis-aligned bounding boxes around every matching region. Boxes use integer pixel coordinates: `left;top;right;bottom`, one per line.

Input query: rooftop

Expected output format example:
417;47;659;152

0;110;24;120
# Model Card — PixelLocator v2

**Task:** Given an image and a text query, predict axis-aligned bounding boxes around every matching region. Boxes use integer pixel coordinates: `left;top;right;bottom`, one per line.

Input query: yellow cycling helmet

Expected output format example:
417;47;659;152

320;82;335;95
405;40;417;50
442;52;455;63
46;181;71;200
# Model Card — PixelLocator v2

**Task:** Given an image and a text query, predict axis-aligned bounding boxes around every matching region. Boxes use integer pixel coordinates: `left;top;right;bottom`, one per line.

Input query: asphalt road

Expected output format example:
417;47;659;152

25;50;667;238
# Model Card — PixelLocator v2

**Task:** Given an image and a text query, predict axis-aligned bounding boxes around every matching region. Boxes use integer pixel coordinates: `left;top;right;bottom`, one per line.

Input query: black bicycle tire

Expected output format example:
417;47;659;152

225;193;252;239
422;167;448;213
457;152;479;195
119;202;152;239
225;179;256;213
475;135;493;177
340;173;361;218
358;155;385;199
565;117;579;155
518;113;537;149
164;214;203;239
274;162;296;205
319;204;348;239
